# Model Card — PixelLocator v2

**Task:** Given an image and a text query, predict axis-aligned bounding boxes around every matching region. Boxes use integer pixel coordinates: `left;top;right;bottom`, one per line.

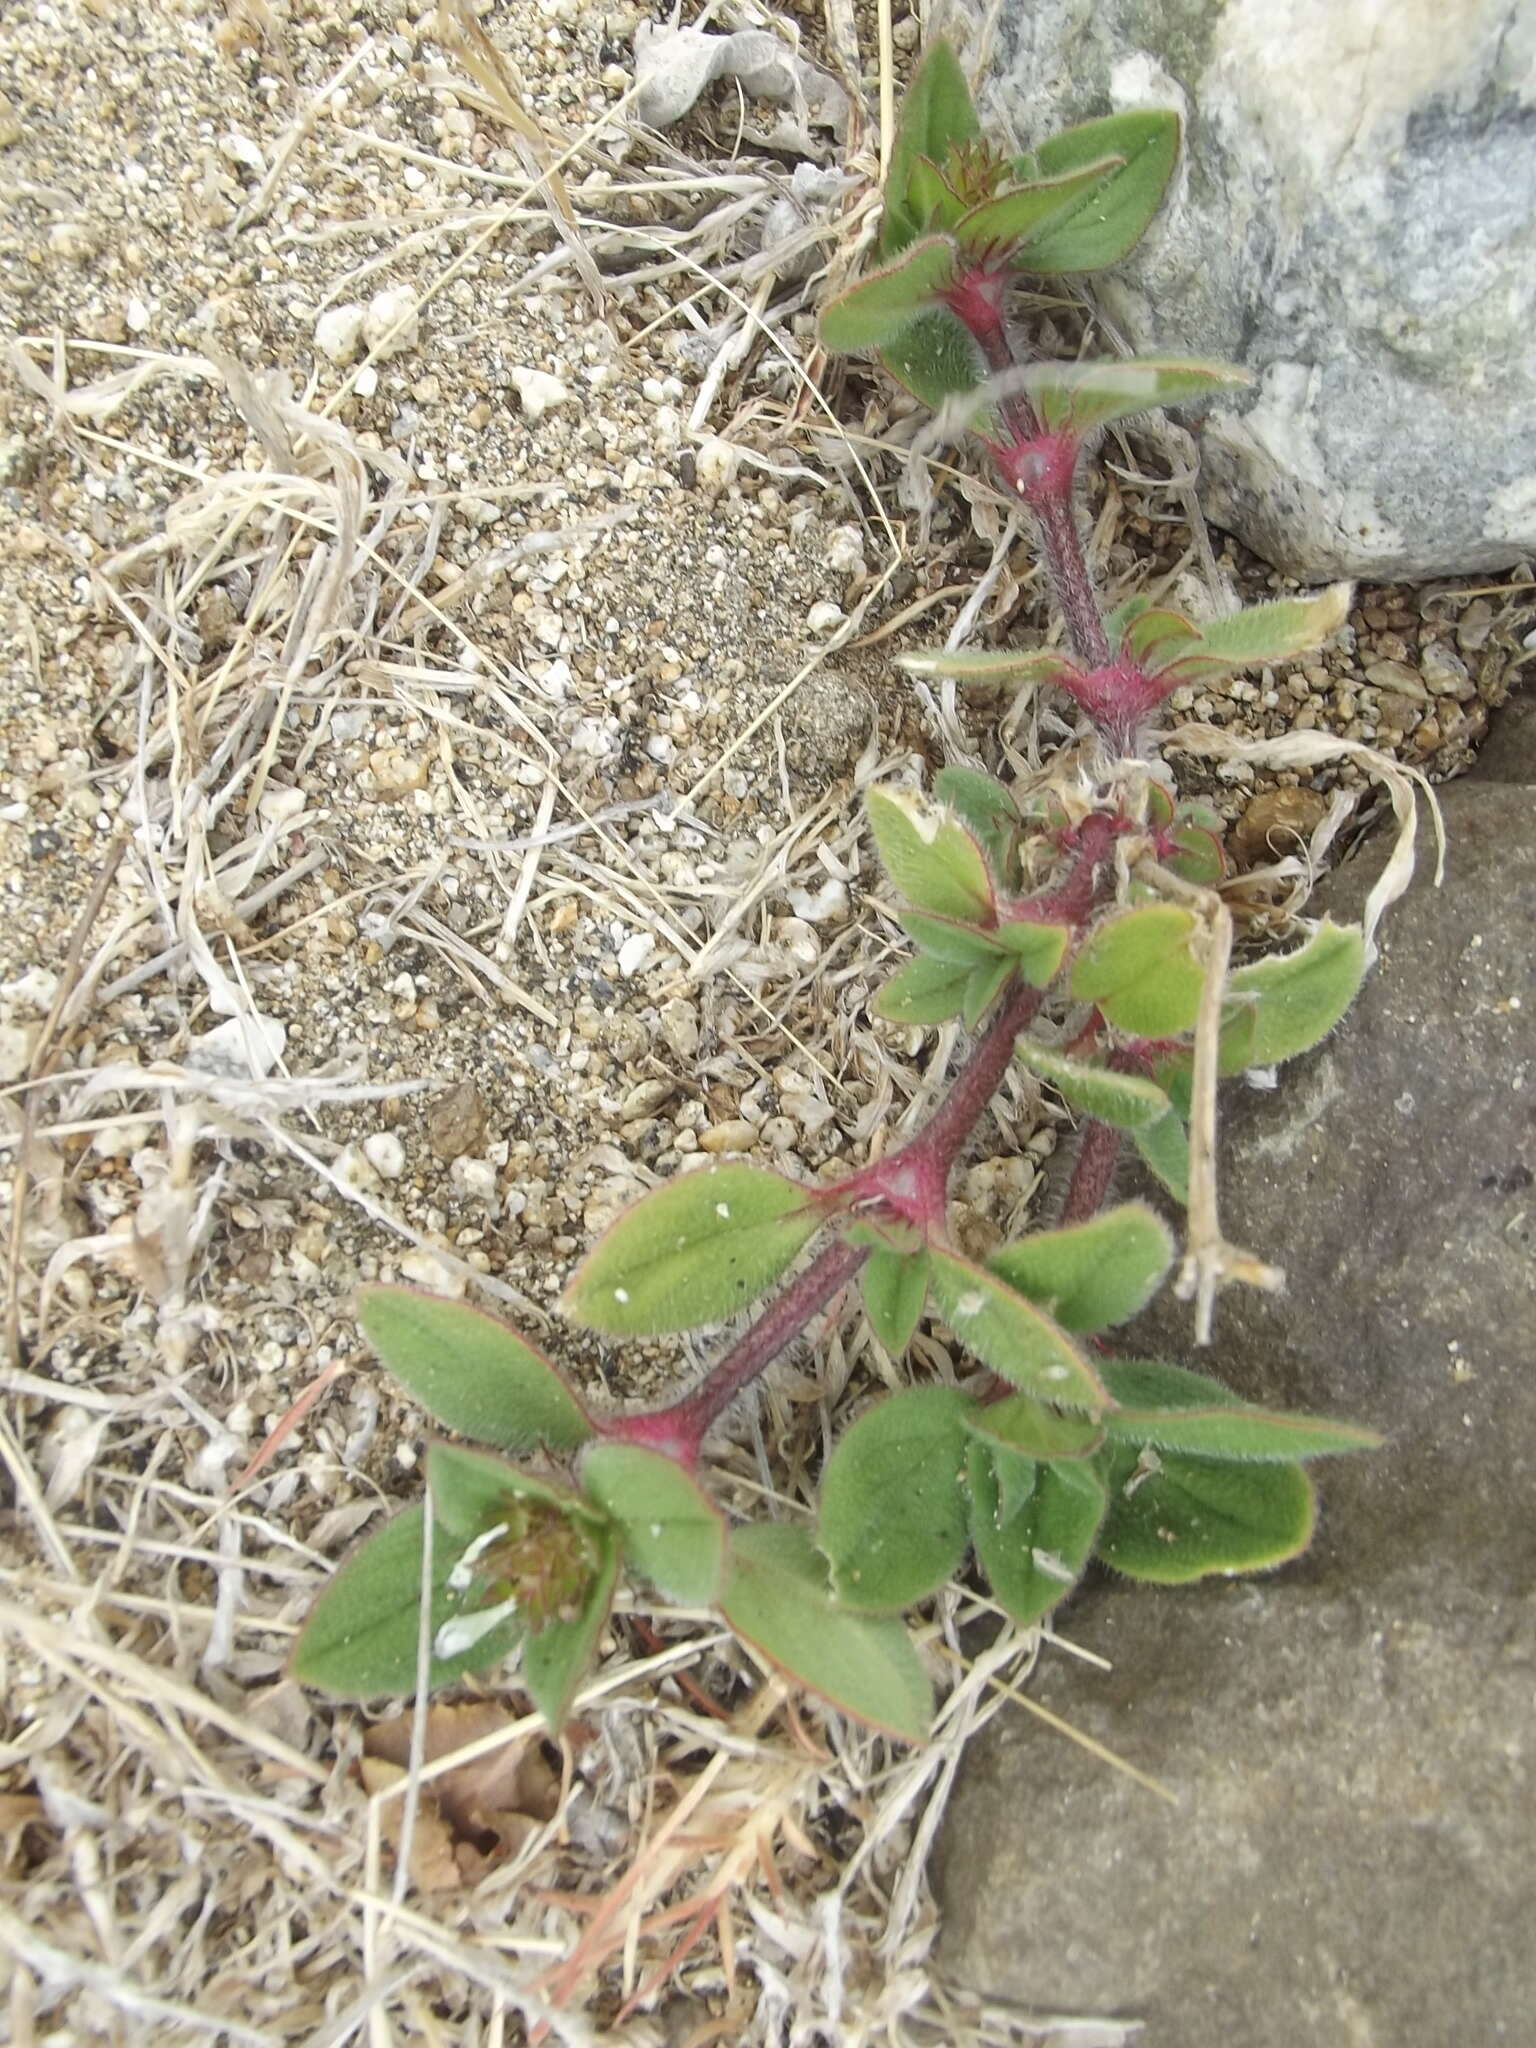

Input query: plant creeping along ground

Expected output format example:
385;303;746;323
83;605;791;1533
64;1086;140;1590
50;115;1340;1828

292;40;1380;1743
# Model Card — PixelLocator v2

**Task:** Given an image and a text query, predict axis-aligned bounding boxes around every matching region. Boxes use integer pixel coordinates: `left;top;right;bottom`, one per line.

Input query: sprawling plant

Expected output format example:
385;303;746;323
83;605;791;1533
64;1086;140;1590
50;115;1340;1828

293;43;1377;1742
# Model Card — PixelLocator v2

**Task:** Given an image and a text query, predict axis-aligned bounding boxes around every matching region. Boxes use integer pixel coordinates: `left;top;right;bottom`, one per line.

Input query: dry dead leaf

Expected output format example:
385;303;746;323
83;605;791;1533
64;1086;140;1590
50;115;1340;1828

361;1700;564;1890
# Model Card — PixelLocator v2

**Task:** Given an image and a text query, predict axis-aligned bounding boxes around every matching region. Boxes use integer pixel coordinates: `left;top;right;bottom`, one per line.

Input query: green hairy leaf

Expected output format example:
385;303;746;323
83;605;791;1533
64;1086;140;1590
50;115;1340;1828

988;1202;1174;1332
955;158;1125;259
964;1391;1104;1462
931;765;1018;877
1071;904;1206;1037
874;953;971;1026
562;1163;821;1336
1165;820;1227;886
928;1247;1106;1409
1016;109;1181;271
819;236;958;352
878;307;984;412
1220;919;1367;1071
880;38;980;257
289;1504;524;1700
1019;357;1248;437
862;1247;932;1353
1099;1359;1382;1461
961;953;1016;1026
580;1444;727;1605
523;1528;617;1732
1153;585;1353;682
1121;606;1202;666
895;646;1084;688
967;1442;1106;1627
899;909;1008;967
1014;1039;1173;1130
818;1387;973;1611
1096;1443;1317;1582
357;1286;591;1454
720;1523;933;1740
1134;1104;1191;1202
866;786;996;923
995;917;1073;987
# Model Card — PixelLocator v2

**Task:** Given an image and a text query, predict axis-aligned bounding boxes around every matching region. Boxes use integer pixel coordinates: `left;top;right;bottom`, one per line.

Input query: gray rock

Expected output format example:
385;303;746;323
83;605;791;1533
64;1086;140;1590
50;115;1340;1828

934;757;1536;2041
938;0;1536;580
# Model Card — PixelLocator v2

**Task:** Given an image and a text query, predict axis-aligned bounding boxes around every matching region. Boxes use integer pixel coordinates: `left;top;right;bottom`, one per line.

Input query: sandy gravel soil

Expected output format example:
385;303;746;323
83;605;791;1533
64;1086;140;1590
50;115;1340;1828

0;3;1527;2040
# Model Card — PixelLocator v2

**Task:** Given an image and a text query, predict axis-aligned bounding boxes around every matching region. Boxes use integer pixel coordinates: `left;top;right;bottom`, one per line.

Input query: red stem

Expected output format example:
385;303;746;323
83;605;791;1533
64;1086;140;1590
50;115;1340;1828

1060;1119;1122;1224
601;1240;869;1469
946;265;1113;675
598;981;1048;1462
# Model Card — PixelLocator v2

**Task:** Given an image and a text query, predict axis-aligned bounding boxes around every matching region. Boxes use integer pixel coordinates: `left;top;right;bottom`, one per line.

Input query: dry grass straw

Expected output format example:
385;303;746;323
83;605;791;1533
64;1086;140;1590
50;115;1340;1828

0;10;1197;2041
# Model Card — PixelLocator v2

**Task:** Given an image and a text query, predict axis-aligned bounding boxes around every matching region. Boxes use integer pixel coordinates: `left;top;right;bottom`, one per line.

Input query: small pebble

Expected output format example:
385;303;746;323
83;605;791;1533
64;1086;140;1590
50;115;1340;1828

693;436;739;490
1364;659;1431;703
699;1119;757;1154
511;366;572;420
312;301;367;365
825;524;866;577
427;1080;487;1161
362;285;419;359
1232;787;1328;866
363;1132;407;1180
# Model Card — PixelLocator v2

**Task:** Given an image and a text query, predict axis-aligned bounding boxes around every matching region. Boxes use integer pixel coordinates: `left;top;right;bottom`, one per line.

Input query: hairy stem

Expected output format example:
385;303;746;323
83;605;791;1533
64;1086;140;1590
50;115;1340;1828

601;1239;869;1468
892;979;1044;1183
1031;494;1112;668
948;270;1112;673
1060;1118;1122;1224
601;982;1048;1461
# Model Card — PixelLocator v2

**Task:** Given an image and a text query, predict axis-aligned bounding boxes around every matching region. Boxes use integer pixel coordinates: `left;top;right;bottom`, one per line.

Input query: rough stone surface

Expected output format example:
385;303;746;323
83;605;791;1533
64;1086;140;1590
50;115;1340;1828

934;741;1536;2041
941;0;1536;580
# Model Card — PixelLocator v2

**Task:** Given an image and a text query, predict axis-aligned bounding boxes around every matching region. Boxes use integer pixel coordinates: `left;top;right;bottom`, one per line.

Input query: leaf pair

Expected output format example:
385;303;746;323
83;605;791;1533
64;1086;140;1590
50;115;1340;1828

866;785;1070;1028
1016;914;1368;1203
814;1362;1377;1629
293;1425;727;1728
1106;584;1353;689
826;40;1180;410
877;40;1179;275
861;1196;1172;1371
902;583;1351;734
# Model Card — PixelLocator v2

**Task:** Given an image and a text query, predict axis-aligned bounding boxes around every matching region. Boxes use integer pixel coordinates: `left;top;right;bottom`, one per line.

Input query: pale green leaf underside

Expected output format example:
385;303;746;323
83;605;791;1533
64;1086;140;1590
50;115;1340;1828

580;1443;727;1604
928;1247;1105;1408
1014;1039;1172;1130
1098;1358;1381;1461
987;1202;1174;1332
818;1387;973;1612
358;1286;590;1452
1021;357;1248;436
1156;585;1352;681
720;1523;933;1741
1222;919;1366;1070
